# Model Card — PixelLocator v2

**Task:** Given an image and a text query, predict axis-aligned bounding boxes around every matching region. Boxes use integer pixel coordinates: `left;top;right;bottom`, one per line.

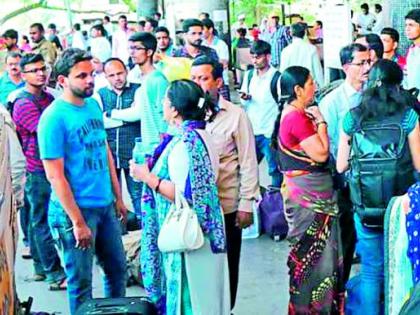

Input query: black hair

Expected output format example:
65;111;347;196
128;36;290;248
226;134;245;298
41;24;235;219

291;22;306;38
20;53;44;69
154;12;162;19
199;12;210;19
374;4;382;12
202;18;215;30
104;16;110;22
5;51;22;63
361;3;369;11
182;19;203;33
192;55;223;80
119;15;127;20
155;26;170;36
48;23;57;30
3;29;18;40
340;43;368;66
74;23;81;31
30;23;44;33
103;57;126;71
138;20;146;28
271;66;311;150
381;27;400;43
54;48;92;77
237;28;247;37
359;59;416;120
129;32;157;53
315;20;323;28
361;33;384;59
91;24;107;37
22;35;29;43
146;17;158;29
250;40;271;55
405;9;420;24
167;79;217;122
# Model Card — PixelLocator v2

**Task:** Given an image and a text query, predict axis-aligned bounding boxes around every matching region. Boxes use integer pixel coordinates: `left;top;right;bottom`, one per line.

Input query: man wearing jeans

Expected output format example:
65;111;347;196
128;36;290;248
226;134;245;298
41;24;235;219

38;48;127;314
12;53;66;289
240;40;282;187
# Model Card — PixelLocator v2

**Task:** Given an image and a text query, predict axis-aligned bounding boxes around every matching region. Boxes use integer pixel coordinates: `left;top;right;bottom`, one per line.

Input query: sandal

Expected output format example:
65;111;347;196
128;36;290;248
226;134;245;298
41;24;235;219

49;278;67;291
24;274;46;282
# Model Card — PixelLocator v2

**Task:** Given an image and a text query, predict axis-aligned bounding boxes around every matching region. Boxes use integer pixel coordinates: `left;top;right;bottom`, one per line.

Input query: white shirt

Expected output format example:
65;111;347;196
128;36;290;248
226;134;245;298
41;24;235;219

72;31;87;50
357;13;376;34
104;23;113;37
280;37;325;89
404;45;420;99
372;11;385;34
93;72;109;93
202;36;230;83
127;66;144;84
112;28;132;65
239;67;280;138
90;37;112;63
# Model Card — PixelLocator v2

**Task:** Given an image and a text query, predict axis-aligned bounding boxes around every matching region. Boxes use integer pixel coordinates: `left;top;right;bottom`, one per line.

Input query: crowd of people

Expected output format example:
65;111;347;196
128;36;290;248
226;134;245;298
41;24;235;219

0;3;419;315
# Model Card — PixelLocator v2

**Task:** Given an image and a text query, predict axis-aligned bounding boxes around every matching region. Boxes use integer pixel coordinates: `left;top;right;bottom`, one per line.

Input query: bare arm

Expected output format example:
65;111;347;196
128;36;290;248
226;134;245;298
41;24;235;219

300;123;330;163
43;158;92;248
336;130;352;173
106;144;127;219
408;121;420;172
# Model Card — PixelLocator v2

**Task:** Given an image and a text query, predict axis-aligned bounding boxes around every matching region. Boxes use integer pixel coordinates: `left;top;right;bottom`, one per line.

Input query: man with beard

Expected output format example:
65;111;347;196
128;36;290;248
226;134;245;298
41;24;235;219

94;58;142;218
29;23;57;68
155;26;176;57
37;48;127;314
319;43;372;285
108;32;169;156
2;29;20;52
404;9;420;95
173;19;230;100
0;52;25;107
12;53;66;290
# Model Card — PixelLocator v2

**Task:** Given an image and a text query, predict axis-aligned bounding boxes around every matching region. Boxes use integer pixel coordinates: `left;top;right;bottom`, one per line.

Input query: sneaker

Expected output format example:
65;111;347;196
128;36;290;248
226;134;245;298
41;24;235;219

21;246;32;259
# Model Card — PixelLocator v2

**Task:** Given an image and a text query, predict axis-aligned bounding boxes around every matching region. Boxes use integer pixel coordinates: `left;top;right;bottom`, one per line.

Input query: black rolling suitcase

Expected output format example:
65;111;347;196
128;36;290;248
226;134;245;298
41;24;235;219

75;297;157;315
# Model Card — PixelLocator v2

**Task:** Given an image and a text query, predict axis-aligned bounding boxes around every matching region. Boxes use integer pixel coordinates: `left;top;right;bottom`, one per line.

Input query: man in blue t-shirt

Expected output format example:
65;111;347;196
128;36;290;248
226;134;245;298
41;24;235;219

38;48;127;314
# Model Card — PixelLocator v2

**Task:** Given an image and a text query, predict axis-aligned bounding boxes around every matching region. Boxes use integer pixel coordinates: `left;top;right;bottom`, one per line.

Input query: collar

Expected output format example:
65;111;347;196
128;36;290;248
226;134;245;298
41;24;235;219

343;80;361;98
107;81;132;92
292;37;304;43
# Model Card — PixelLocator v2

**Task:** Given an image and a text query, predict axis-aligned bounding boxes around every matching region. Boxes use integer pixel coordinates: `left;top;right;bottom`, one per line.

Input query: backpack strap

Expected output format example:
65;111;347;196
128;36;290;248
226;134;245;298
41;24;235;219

246;68;254;95
270;71;281;104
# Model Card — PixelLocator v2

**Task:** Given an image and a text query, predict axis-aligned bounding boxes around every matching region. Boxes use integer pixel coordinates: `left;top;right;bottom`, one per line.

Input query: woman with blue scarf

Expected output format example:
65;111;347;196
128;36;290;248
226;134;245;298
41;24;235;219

130;80;230;315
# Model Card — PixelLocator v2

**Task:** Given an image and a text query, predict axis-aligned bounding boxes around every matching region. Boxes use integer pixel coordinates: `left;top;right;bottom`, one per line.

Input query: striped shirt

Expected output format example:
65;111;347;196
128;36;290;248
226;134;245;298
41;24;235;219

12;90;53;172
269;25;292;68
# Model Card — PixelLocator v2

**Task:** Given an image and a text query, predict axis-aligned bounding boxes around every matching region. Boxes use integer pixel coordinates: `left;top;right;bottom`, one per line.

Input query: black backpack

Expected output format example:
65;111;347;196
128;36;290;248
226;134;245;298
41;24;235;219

246;68;281;104
348;108;415;229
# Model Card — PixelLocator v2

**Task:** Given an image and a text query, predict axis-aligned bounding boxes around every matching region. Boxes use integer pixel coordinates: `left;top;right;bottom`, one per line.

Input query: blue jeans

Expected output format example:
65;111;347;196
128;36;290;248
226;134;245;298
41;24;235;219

255;135;282;187
48;200;127;314
26;172;65;283
19;193;30;247
353;214;384;315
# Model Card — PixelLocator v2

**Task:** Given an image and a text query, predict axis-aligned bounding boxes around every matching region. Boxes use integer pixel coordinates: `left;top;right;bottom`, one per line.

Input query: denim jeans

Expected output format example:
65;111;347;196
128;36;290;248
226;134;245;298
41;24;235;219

26;171;65;283
48;200;127;315
353;213;384;315
19;193;30;247
116;168;142;218
255;135;282;187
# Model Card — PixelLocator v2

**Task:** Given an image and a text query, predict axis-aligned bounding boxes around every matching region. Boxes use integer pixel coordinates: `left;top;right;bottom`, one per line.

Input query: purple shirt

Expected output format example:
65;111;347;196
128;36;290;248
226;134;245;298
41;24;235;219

12;90;54;172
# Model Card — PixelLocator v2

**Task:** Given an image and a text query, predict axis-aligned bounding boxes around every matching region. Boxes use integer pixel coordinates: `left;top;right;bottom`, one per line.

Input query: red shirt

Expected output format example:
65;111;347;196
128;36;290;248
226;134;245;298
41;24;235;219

278;110;316;150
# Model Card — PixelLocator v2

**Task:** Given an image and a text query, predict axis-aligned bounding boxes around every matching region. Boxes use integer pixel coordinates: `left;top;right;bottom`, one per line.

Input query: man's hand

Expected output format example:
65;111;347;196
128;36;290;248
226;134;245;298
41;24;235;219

115;198;128;224
73;221;92;250
236;210;254;229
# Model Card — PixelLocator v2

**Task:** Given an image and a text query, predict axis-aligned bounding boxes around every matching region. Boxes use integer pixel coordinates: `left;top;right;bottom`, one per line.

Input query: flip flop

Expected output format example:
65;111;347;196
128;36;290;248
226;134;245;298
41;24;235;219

49;278;67;291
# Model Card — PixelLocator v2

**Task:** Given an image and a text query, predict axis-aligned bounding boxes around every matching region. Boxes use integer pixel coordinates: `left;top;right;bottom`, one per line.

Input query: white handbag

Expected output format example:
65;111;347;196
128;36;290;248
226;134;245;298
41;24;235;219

157;188;204;253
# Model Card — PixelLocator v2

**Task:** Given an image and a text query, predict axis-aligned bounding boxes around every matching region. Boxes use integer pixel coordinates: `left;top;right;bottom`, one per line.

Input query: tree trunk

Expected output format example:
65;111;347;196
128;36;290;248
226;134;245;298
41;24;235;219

137;0;158;20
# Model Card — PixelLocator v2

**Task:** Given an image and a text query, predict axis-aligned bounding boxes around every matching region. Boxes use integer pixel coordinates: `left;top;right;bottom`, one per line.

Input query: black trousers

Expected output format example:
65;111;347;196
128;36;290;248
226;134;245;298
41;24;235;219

337;187;356;284
224;212;242;310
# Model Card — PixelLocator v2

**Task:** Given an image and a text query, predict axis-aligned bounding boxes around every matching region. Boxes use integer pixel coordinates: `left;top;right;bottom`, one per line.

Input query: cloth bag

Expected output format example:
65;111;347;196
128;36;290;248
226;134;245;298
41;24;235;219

157;188;204;253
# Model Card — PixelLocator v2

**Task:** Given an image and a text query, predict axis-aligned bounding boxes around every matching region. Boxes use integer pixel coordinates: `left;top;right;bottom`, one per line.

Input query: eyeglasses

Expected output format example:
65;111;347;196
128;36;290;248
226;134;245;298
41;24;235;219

349;59;371;67
22;66;48;74
129;46;147;51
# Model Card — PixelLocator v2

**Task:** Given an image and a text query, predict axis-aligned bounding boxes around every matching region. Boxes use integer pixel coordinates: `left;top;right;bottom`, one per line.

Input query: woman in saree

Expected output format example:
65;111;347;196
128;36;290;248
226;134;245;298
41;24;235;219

272;66;344;314
130;79;230;315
